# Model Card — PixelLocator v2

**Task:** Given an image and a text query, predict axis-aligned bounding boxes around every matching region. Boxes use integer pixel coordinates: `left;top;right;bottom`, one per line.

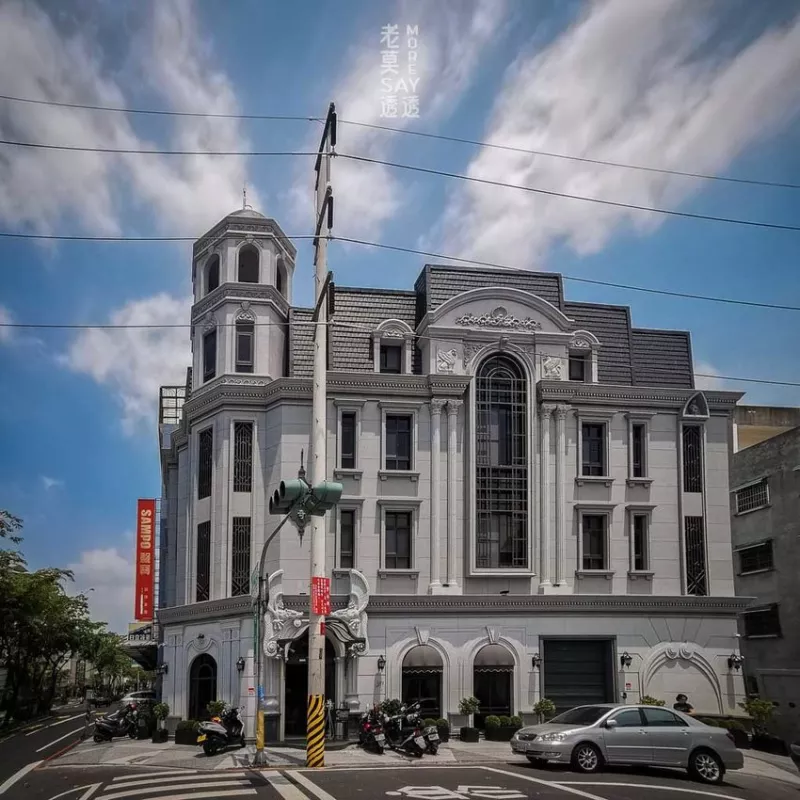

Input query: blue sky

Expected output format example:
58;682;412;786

1;0;799;631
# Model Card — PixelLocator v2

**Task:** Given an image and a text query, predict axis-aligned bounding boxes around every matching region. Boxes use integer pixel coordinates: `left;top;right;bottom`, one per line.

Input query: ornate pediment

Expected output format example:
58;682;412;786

455;306;542;333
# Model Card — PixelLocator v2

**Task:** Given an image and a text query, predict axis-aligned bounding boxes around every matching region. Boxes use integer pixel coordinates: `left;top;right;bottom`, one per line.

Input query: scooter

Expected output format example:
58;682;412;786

383;702;426;758
422;722;440;755
93;703;138;743
358;706;386;754
196;705;246;756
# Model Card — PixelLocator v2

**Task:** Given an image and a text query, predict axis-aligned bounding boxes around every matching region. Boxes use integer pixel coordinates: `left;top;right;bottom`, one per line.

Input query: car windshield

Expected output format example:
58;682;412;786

547;706;609;725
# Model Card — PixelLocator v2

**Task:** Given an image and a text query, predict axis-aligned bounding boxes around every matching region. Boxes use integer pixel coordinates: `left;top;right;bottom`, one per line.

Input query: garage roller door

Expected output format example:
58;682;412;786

542;639;613;713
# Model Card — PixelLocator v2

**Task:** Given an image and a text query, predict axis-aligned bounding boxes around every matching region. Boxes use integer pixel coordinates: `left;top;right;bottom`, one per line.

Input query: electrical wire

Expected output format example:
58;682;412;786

0;139;315;157
3;92;799;190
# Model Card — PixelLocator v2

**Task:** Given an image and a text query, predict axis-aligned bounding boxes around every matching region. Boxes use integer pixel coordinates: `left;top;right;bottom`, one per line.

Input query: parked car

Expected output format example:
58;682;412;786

120;690;156;705
510;703;743;785
90;695;113;708
790;742;800;772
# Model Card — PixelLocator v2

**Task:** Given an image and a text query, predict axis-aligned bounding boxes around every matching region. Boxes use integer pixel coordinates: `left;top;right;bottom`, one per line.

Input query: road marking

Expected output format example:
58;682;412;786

110;771;197;782
291;770;339;800
46;713;86;729
0;760;44;796
48;783;101;800
107;773;248;789
99;780;252;800
265;772;312;800
21;717;53;734
35;727;85;753
554;783;742;799
99;791;254;800
25;724;47;735
481;767;608;800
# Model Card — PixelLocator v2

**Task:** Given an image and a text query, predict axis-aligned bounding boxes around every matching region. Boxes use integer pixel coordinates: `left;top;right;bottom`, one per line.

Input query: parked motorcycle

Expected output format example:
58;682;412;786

422;722;440;755
383;702;426;758
93;703;138;743
197;705;246;756
358;706;386;754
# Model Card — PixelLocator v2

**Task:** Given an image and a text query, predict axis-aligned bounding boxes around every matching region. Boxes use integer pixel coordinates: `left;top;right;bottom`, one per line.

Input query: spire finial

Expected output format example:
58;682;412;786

242;182;247;210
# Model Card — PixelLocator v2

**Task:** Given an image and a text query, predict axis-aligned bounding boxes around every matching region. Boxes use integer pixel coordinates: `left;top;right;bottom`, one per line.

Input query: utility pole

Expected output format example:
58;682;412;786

307;101;337;769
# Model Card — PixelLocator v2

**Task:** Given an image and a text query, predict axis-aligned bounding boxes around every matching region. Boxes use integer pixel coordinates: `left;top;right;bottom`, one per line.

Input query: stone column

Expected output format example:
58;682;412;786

555;405;568;586
344;652;360;711
429;399;447;592
539;405;554;588
446;399;463;587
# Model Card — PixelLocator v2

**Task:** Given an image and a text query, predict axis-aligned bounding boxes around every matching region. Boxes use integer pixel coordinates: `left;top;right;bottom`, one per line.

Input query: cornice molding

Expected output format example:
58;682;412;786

158;596;253;625
192;218;297;261
191;284;289;322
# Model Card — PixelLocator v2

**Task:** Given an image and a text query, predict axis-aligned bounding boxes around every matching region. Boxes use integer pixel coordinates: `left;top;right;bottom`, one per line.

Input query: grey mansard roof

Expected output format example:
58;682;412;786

289;264;695;388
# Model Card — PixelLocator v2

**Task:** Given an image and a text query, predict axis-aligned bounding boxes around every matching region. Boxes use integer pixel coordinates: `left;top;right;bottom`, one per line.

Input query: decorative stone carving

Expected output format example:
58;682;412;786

330;569;370;655
462;341;484;364
486;626;499;644
436;348;457;374
430;398;448;416
264;570;303;658
540;403;555;419
415;627;430;646
236;301;256;322
555;405;569;420
571;336;592;350
455;306;542;332
221;377;270;387
665;643;695;661
203;312;217;333
446;399;463;416
684;392;709;418
381;327;406;339
541;356;562;380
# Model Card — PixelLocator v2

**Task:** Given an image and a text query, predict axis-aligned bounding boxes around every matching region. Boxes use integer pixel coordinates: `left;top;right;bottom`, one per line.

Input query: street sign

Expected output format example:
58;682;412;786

311;576;331;615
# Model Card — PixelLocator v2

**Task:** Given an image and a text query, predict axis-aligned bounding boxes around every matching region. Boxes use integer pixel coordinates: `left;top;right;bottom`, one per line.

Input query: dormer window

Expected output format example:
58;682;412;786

568;353;587;381
372;319;414;375
380;344;402;374
238;244;259;283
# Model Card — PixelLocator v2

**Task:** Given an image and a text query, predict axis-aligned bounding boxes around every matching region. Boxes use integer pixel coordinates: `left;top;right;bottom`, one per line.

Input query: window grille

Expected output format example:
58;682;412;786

233;422;253;493
231;517;251;597
196;521;210;602
682;425;703;493
198;428;213;499
735;481;768;514
684;516;707;596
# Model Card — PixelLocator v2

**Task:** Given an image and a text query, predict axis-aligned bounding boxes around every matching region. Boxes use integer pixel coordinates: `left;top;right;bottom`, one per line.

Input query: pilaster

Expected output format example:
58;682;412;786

446;399;463;591
539;404;554;590
554;405;568;587
429;399;447;593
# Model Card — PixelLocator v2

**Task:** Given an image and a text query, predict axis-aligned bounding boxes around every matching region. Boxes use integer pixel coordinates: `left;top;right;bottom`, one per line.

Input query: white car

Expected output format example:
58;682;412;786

120;690;156;705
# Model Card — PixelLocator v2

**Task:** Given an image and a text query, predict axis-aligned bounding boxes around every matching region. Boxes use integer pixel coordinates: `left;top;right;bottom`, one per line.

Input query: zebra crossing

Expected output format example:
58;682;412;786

93;769;261;800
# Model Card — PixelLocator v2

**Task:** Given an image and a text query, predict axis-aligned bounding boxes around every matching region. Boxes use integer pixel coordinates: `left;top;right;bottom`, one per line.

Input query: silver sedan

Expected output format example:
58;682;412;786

510;704;744;785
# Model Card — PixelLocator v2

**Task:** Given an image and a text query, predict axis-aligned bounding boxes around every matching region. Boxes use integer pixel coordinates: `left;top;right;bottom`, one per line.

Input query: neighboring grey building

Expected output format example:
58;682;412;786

730;424;800;743
156;206;748;740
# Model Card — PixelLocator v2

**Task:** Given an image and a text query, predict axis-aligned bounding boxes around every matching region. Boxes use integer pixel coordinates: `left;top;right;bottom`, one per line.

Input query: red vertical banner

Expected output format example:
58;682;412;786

311;576;331;615
135;499;156;621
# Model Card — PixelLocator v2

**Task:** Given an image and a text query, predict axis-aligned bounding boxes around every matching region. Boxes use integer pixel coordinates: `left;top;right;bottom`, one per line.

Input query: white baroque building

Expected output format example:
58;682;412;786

156;206;748;740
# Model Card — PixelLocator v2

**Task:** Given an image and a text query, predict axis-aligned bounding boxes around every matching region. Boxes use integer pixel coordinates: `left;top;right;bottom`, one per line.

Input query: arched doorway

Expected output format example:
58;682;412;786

284;634;336;737
473;644;514;728
189;653;217;721
402;645;443;720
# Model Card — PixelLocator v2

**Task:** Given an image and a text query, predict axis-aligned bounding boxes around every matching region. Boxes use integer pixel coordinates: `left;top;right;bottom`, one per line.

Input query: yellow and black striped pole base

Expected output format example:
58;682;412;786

306;694;325;767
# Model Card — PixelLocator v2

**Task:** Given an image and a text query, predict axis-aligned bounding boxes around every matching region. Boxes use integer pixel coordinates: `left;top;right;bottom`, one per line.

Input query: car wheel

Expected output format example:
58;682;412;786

571;742;603;774
527;756;547;767
689;749;724;785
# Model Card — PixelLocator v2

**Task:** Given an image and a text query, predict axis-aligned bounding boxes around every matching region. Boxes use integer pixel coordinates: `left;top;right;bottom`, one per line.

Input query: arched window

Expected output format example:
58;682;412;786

206;255;220;294
473;644;514;728
475;354;528;569
402;645;443;720
238;244;259;283
276;260;286;297
189;653;217;721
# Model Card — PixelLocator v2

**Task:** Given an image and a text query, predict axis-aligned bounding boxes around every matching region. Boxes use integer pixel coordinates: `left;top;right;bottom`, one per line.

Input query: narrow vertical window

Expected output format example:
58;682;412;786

233;422;253;492
631;423;646;478
581;422;606;476
231;517;251;597
385;511;412;569
682;425;703;492
475;354;528;569
633;514;648;571
235;322;254;373
581;514;606;570
196;521;210;602
385;414;412;471
341;412;356;469
380;344;402;374
685;516;707;596
198;428;213;499
568;353;587;381
339;509;355;569
203;329;217;382
206;255;220;294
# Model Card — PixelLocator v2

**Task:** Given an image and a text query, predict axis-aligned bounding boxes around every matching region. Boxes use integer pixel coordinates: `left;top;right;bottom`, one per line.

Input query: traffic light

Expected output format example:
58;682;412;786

268;479;308;515
302;481;343;517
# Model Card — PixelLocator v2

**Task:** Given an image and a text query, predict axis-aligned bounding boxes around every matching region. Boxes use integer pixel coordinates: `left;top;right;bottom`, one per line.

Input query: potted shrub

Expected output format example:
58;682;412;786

484;715;501;741
435;718;450;743
721;719;750;749
740;698;786;755
174;719;199;746
207;700;226;719
640;696;666;707
134;702;155;740
151;703;170;743
458;696;481;742
533;698;556;724
380;698;403;717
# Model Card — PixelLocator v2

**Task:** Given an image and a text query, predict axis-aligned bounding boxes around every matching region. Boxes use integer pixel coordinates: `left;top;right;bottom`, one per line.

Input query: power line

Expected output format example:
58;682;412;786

0;139;315;157
3;92;798;190
0;229;797;312
337;154;800;233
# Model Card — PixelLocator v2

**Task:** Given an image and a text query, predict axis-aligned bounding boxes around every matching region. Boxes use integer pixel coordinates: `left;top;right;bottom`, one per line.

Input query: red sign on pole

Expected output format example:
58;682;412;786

311;576;331;615
135;499;156;621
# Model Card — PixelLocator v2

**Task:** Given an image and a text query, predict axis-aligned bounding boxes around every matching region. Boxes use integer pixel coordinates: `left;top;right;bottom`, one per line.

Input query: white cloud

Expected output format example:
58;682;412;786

66;547;135;635
0;0;258;237
288;0;510;239
41;475;64;491
0;305;13;344
434;0;800;266
62;293;191;433
694;360;727;391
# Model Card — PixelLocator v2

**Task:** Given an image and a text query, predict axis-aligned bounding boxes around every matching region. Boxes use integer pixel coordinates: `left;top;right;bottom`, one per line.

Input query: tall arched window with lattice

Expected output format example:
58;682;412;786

475;354;528;570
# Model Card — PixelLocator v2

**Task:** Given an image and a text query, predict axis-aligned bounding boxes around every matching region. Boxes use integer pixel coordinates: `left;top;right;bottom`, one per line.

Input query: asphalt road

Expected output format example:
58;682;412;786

6;762;800;800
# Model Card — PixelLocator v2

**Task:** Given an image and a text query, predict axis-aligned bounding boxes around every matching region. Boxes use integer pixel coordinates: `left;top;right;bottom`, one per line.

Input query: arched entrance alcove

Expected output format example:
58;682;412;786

473;644;514;728
284;633;336;737
402;645;443;720
189;653;217;721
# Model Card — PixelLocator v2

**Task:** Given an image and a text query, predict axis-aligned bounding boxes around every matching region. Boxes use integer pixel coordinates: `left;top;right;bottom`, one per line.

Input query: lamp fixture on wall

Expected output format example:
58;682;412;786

531;653;541;670
377;655;386;672
157;663;169;676
236;657;246;672
620;651;633;669
728;653;744;671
